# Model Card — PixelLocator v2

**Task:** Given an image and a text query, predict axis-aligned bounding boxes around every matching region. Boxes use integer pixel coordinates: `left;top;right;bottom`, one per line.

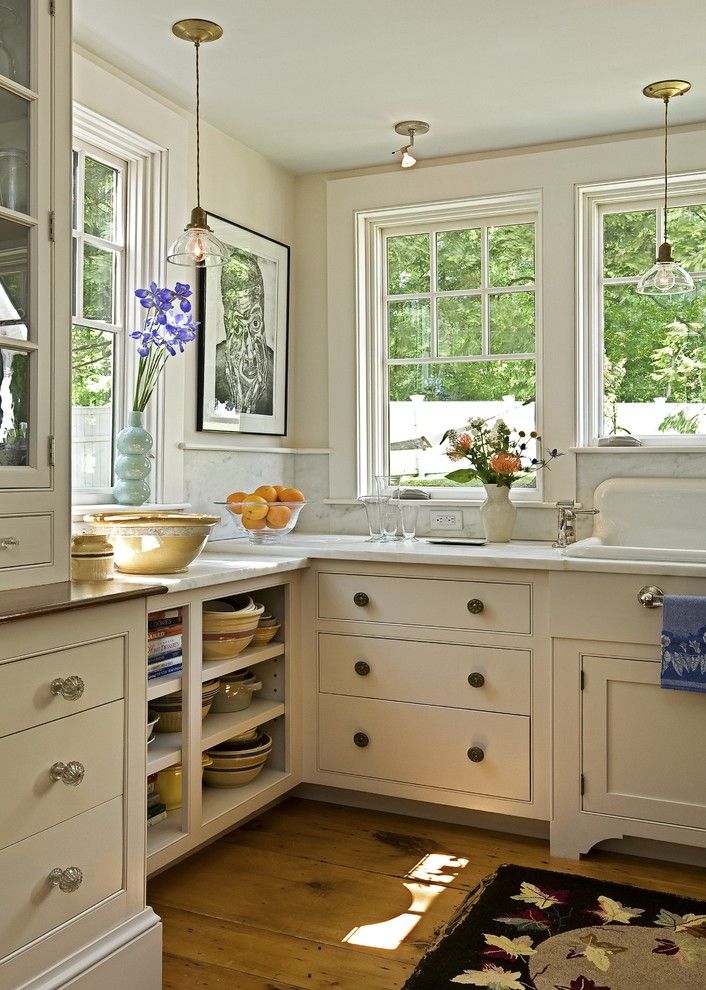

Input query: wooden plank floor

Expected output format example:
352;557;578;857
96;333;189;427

147;797;706;989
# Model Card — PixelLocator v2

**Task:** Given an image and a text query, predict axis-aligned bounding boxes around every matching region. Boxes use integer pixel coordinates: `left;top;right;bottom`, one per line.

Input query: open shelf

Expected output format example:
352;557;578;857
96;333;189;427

147;735;181;775
201;699;285;750
201;641;284;682
147;673;182;702
146;809;183;858
201;767;292;826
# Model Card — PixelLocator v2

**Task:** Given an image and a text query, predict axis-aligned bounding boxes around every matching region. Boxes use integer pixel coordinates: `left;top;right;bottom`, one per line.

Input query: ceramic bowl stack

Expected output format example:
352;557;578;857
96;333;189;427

202;596;264;661
151;679;220;733
210;668;263;713
251;606;281;646
203;731;273;787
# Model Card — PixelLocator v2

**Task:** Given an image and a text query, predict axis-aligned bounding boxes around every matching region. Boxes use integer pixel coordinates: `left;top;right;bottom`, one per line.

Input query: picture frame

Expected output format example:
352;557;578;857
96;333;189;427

197;212;290;436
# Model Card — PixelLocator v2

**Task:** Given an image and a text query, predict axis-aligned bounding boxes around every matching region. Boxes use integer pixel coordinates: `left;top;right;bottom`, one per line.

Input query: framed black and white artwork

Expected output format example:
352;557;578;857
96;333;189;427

197;213;290;436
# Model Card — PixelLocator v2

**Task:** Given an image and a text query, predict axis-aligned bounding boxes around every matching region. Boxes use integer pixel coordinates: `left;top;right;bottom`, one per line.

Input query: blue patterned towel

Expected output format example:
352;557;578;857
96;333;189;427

661;594;706;692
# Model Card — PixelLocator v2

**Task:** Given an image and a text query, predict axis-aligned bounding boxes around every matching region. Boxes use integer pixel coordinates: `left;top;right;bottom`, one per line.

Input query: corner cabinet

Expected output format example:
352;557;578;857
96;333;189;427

0;0;71;591
551;572;706;858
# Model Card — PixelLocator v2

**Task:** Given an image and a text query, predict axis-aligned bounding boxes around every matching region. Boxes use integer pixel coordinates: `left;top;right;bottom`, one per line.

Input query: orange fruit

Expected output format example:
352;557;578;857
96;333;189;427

254;485;278;503
241;494;268;521
278;487;305;503
273;485;287;498
242;515;267;530
226;491;247;514
267;504;292;529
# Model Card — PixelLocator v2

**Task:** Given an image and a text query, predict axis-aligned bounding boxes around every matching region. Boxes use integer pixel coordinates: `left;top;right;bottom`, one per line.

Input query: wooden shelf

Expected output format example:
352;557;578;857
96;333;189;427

201;767;292;826
147;673;182;702
201;700;285;751
147;735;181;775
146;809;183;858
201;641;284;682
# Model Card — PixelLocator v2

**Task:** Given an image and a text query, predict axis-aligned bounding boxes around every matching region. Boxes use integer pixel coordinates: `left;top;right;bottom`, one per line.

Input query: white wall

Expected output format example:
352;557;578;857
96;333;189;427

292;125;706;538
73;48;298;522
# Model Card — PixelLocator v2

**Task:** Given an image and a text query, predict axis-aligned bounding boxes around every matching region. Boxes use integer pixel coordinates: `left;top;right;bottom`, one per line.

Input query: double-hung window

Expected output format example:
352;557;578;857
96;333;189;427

579;177;706;444
71;141;127;492
360;193;541;496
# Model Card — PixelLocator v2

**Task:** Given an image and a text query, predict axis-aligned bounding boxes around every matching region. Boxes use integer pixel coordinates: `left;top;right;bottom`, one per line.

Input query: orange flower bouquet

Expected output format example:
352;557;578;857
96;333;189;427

441;418;560;489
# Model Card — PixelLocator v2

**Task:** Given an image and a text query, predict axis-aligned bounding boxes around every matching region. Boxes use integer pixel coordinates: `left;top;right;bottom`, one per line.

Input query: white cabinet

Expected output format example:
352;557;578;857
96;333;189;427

305;562;550;820
551;571;706;858
0;0;71;591
0;598;160;990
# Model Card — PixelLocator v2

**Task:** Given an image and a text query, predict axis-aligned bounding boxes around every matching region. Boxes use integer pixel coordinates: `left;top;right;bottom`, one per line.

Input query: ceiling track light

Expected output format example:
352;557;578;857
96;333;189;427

167;18;230;268
393;120;430;169
636;79;694;298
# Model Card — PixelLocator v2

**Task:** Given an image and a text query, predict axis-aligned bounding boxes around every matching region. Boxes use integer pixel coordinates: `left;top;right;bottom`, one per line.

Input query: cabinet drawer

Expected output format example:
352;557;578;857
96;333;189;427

0;701;124;849
318;694;530;800
582;656;706;828
0;796;123;959
318;572;531;634
319;633;531;715
0;513;52;570
0;638;124;737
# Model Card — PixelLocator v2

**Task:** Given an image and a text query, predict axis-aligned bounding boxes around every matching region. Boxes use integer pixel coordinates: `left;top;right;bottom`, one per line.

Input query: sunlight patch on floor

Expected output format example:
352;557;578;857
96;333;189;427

343;852;470;950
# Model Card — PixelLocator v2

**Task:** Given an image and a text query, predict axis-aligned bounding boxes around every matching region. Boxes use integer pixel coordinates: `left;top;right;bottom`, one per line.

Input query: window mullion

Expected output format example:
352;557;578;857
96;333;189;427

430;231;438;359
481;224;490;356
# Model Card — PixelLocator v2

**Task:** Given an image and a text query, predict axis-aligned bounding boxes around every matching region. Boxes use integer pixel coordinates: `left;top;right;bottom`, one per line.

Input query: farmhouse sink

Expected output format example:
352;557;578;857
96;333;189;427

563;477;706;563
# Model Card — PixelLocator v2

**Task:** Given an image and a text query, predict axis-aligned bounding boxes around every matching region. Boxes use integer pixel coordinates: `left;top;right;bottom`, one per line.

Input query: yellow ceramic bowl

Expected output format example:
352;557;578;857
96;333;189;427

82;512;219;574
251;624;281;646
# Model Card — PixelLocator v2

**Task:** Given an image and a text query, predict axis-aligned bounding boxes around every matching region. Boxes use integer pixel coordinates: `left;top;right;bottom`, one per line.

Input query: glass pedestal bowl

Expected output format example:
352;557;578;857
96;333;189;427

215;501;308;545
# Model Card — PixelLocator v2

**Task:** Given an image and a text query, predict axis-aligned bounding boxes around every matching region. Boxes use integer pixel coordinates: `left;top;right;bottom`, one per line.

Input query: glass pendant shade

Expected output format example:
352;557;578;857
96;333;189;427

167;207;230;268
636;241;695;297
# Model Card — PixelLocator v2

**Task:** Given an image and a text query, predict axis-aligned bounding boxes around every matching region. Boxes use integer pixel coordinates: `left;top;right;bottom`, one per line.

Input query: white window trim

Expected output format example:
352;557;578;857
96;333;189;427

356;190;543;500
72;104;169;504
576;170;706;448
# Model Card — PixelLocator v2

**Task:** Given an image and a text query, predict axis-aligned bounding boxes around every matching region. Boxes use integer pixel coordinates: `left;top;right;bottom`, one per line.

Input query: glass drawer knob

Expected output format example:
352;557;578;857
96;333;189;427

0;536;19;551
467;746;485;763
50;761;85;786
354;732;370;748
468;672;485;688
467;599;484;614
50;676;85;701
49;866;83;893
354;660;371;676
353;592;370;607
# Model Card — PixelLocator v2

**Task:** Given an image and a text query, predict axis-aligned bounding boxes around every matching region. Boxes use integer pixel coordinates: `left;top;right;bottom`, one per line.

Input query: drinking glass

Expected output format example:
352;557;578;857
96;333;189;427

358;495;389;542
380;498;401;541
397;500;420;542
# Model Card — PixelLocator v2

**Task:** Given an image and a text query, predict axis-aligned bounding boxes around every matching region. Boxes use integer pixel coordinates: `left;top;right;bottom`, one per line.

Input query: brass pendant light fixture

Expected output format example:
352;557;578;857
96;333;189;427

636;79;694;297
167;18;230;268
393;121;430;169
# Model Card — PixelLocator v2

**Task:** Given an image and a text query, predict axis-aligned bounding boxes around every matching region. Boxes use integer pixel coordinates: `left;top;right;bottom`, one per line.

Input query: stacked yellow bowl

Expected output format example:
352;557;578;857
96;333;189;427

202;596;265;661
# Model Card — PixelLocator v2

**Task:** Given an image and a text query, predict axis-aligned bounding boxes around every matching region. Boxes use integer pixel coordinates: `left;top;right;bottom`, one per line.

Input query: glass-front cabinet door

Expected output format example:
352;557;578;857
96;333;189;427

0;0;52;489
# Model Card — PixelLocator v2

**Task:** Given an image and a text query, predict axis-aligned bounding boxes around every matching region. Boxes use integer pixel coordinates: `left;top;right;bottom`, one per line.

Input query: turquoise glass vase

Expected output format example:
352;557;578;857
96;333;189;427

112;410;152;505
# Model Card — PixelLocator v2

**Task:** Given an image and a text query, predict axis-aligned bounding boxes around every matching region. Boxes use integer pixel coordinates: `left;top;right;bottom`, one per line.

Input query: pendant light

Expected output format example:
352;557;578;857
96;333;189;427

167;19;230;268
636;80;694;298
392;121;430;169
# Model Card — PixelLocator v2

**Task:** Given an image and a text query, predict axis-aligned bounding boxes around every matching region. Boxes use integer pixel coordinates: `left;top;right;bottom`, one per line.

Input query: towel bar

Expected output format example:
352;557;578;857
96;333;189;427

637;585;664;608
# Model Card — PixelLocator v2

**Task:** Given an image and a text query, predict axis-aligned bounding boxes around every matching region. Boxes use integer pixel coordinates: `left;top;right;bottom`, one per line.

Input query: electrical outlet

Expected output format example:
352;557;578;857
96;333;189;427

430;510;463;530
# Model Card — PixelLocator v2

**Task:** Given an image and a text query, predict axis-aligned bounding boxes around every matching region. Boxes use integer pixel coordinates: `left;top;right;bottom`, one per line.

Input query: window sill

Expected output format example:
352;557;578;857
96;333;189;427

572;445;706;454
325;498;557;509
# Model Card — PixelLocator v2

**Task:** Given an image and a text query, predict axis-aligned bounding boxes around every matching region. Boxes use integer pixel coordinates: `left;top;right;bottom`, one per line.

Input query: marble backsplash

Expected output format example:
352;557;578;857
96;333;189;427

185;447;706;545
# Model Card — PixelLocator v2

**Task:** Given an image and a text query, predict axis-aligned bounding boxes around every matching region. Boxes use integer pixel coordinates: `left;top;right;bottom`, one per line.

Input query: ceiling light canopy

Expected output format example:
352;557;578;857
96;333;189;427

167;18;230;268
393;120;429;169
636;79;694;298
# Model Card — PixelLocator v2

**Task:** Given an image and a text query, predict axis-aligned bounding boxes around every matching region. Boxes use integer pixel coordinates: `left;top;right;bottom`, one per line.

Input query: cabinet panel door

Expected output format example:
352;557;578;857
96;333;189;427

319;694;530;800
319;633;531;714
582;655;706;827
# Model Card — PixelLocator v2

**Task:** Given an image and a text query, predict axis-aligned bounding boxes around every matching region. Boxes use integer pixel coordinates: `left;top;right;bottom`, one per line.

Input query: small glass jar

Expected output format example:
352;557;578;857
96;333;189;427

71;533;114;581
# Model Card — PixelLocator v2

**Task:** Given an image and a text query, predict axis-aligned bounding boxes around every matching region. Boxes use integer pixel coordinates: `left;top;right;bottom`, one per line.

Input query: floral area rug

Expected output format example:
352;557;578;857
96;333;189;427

402;863;706;990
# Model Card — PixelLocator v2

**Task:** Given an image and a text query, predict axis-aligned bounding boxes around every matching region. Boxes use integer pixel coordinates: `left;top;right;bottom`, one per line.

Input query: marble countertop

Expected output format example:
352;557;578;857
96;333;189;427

113;534;706;595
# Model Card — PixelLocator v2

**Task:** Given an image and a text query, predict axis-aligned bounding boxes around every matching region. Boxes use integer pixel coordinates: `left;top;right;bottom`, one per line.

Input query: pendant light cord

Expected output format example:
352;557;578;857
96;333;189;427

195;40;201;208
663;96;669;242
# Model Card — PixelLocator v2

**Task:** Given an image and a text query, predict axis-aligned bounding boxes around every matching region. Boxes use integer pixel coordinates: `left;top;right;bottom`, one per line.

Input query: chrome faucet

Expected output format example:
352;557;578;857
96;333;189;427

554;500;599;549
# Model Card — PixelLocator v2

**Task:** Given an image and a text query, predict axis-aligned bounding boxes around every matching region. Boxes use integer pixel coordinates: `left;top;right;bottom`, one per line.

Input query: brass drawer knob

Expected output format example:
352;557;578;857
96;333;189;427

50;676;85;701
467;599;484;614
48;866;83;893
353;592;370;607
353;732;370;748
467;672;485;688
354;660;371;676
50;761;86;786
467;746;485;763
